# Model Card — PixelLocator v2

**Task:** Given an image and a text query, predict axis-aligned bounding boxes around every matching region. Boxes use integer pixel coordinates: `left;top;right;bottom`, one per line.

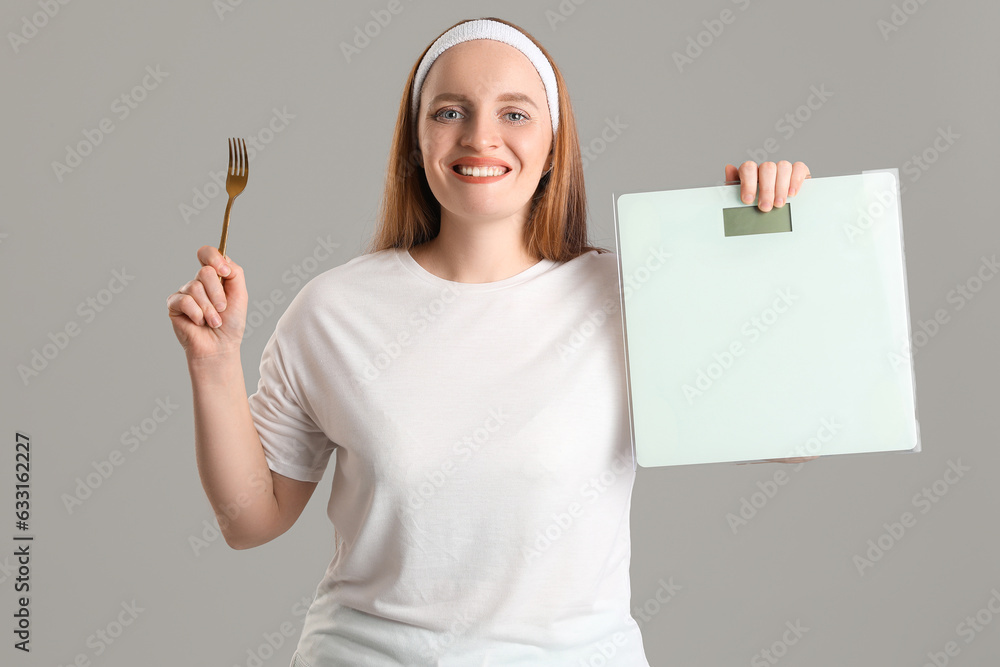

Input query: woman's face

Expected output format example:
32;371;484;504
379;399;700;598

416;39;554;227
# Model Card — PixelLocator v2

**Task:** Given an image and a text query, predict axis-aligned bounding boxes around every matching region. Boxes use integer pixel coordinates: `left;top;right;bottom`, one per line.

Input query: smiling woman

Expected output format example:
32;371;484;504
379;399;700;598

368;17;602;281
263;18;659;666
166;14;810;667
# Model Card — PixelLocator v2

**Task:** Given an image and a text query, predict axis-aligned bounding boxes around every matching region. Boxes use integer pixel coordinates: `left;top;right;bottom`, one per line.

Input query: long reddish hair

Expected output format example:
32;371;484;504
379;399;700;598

365;17;610;261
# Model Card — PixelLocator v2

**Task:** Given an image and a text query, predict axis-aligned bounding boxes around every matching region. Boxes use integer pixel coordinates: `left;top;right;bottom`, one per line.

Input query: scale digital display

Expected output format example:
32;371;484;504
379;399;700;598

723;204;793;237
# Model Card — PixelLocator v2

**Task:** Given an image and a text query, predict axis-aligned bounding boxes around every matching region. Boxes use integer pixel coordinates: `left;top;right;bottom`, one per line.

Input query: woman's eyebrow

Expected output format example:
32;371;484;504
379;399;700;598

427;92;538;109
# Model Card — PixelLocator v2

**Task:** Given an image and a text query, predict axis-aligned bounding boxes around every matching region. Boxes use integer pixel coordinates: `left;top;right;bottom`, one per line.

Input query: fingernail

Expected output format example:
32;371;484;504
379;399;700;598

210;315;222;328
743;193;753;204
775;198;784;207
789;187;797;197
219;263;231;277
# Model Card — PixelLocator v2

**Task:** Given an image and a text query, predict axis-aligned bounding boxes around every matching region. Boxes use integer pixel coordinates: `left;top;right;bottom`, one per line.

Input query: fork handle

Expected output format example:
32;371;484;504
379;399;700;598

217;197;234;282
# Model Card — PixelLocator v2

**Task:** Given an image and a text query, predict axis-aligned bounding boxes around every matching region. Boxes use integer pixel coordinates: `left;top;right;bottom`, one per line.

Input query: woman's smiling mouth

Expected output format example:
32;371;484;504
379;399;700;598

448;158;513;182
454;165;509;177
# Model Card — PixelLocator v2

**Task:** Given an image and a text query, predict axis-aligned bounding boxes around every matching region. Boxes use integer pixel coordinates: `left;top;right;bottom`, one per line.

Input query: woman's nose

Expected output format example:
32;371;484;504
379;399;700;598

461;112;501;151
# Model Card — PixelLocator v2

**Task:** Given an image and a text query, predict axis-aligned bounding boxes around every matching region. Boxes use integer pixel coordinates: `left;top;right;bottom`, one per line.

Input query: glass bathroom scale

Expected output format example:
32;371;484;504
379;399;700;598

613;168;921;468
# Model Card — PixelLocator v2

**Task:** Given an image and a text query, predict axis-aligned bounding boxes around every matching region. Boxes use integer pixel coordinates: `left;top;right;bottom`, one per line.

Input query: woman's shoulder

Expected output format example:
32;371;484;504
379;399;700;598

299;248;399;294
559;247;619;281
277;249;400;320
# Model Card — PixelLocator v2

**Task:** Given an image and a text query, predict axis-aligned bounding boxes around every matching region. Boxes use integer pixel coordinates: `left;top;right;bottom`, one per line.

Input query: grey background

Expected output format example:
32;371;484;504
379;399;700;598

2;0;996;665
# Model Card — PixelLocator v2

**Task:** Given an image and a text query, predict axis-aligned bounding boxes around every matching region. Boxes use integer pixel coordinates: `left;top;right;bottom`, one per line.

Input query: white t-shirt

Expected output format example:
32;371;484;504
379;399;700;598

248;246;649;666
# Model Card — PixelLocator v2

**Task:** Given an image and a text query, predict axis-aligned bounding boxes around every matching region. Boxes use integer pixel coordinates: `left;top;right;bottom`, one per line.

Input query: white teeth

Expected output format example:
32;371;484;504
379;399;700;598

457;165;508;177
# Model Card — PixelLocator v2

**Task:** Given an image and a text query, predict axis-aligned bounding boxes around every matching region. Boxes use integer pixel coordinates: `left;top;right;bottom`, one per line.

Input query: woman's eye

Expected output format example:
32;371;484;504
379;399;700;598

433;109;528;124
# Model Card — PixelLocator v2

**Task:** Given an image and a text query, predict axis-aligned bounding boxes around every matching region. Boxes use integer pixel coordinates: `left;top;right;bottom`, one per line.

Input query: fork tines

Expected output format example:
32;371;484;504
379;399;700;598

228;137;247;176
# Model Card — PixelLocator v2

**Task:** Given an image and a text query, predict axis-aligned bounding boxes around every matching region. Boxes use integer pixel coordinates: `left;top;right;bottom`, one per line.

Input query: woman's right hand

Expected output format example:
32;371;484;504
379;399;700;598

167;246;249;362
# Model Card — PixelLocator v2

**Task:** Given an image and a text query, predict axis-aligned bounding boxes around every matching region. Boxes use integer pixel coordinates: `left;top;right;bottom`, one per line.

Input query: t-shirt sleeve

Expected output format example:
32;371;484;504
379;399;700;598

248;323;336;483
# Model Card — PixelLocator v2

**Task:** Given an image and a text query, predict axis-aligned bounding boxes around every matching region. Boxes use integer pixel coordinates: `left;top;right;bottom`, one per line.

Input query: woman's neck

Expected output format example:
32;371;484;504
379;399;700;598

409;216;541;284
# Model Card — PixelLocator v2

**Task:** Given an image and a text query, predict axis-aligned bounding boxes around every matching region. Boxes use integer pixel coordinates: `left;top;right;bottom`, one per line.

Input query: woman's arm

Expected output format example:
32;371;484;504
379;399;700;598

188;353;276;549
188;352;319;549
169;248;320;548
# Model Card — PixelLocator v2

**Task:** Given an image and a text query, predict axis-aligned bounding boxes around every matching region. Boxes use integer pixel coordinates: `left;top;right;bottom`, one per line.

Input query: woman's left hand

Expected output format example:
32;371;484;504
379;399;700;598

725;160;811;212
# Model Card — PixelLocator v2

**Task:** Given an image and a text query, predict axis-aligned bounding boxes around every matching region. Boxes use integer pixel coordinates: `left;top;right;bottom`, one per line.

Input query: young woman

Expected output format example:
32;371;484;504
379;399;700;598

167;17;811;667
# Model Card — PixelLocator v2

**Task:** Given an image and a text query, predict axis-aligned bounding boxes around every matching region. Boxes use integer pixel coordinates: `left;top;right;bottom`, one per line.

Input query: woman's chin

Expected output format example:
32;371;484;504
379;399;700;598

438;196;529;222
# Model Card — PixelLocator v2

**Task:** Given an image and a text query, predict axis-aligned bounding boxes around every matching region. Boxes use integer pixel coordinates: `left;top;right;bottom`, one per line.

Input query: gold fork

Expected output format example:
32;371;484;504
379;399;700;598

217;138;248;279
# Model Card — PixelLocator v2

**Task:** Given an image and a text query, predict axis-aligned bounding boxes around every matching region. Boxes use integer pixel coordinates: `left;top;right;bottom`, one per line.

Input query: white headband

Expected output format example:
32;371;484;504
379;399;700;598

411;19;560;135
